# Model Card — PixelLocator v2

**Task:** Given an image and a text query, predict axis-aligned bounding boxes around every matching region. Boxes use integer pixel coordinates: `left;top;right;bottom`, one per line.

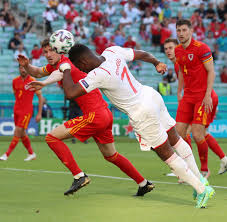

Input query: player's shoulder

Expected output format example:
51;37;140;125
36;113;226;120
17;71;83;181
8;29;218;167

28;76;36;81
175;44;182;52
192;40;206;48
103;46;120;54
13;76;20;82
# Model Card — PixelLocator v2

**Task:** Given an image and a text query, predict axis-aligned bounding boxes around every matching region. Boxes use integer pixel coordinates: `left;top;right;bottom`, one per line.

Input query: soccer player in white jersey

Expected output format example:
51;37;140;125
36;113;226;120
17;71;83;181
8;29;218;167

28;45;215;208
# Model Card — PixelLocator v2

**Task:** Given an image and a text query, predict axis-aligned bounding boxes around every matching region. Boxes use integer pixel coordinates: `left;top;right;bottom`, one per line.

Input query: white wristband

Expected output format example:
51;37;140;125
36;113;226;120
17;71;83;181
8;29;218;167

59;63;71;72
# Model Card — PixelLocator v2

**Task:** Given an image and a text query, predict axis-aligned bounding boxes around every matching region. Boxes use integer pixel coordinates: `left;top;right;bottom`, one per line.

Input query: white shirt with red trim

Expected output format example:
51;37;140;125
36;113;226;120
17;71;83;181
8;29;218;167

79;46;143;117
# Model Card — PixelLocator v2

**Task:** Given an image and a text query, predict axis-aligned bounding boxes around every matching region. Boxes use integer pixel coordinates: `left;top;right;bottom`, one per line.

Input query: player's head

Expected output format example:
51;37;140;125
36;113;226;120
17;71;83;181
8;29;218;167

176;19;193;44
164;38;178;62
41;38;61;66
19;64;28;78
68;44;100;72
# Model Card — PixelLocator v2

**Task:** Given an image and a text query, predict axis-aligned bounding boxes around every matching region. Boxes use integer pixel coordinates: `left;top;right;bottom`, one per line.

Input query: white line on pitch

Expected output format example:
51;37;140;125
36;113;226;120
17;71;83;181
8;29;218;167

1;167;227;189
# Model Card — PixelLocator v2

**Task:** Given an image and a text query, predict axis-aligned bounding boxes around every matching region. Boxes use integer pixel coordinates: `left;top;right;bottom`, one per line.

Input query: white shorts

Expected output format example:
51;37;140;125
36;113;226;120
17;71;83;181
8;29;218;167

129;86;176;151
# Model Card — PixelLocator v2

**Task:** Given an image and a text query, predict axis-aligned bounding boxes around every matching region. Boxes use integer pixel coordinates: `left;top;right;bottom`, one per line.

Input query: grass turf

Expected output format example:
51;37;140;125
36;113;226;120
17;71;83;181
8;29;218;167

0;137;227;222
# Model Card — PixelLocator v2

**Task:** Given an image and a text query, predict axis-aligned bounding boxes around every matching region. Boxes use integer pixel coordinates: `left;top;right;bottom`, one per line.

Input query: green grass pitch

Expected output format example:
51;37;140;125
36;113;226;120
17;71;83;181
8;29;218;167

0;137;227;222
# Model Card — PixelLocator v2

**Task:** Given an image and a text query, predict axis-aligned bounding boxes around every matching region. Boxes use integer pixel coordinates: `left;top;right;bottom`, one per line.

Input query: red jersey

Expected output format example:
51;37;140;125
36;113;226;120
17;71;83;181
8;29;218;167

160;27;172;44
175;38;213;98
13;75;35;113
31;49;42;59
94;36;108;54
174;62;179;78
42;55;108;114
123;40;136;49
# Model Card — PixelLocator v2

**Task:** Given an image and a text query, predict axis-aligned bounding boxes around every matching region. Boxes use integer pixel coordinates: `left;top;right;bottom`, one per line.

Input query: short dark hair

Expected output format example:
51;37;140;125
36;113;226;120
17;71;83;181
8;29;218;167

176;19;192;28
68;44;91;65
41;38;50;48
164;38;179;45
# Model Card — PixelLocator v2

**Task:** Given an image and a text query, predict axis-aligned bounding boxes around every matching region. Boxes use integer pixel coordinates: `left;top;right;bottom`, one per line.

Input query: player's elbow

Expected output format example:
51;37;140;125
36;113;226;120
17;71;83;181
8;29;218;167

64;90;75;100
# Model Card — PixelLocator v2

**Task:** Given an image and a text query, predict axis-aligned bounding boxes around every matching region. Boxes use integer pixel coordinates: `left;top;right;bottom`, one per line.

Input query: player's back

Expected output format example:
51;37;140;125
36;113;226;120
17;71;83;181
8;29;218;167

97;47;143;115
13;75;35;113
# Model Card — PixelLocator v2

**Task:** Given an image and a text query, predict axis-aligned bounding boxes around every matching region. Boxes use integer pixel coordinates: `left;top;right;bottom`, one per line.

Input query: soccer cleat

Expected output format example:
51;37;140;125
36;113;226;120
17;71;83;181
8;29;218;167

0;153;8;161
218;159;227;174
135;181;155;196
201;169;210;179
193;175;209;200
196;186;215;208
24;153;36;161
64;174;91;196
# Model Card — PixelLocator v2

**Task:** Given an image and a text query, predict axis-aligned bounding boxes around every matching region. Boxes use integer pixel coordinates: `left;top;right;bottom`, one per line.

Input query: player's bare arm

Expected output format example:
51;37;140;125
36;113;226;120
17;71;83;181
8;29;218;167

35;90;43;122
177;67;184;102
134;50;167;74
202;60;215;113
26;70;63;91
60;64;86;99
17;55;48;78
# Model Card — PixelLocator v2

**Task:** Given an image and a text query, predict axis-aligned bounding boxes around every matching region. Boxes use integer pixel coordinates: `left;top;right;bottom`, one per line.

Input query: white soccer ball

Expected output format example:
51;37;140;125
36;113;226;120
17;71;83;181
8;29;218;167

49;29;75;54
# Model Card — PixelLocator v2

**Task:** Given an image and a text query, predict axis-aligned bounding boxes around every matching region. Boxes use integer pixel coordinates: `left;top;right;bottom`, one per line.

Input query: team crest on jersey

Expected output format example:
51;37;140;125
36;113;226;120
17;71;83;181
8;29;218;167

188;54;194;61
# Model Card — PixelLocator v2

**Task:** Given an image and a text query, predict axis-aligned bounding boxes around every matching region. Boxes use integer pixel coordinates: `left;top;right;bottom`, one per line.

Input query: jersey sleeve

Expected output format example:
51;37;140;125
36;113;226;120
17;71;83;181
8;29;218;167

105;46;134;62
198;43;213;64
78;68;106;93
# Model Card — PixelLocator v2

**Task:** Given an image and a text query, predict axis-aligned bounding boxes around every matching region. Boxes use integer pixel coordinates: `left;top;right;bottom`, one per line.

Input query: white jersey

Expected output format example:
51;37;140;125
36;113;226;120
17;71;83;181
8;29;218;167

79;46;176;149
79;46;143;118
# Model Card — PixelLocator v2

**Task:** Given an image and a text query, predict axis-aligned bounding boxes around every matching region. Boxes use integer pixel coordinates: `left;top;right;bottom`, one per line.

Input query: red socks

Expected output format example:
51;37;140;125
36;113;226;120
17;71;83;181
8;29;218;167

6;136;20;156
104;152;144;184
45;134;82;176
184;134;192;149
196;139;208;172
205;134;225;159
21;136;34;154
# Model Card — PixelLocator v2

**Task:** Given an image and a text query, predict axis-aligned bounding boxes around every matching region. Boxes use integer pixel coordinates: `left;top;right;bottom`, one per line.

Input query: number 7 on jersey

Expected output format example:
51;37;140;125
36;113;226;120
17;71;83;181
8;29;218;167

121;66;137;93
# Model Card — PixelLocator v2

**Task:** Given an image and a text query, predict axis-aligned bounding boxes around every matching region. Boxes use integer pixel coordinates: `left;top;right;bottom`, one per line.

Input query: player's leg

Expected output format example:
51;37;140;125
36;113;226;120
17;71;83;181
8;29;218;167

185;125;192;149
154;140;214;208
192;123;209;177
0;126;23;160
205;130;227;174
96;142;154;196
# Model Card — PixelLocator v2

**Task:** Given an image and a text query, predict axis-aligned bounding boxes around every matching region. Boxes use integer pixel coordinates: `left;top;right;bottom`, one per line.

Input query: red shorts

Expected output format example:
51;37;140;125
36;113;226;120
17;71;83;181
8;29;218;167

64;107;114;144
176;91;218;126
14;111;32;129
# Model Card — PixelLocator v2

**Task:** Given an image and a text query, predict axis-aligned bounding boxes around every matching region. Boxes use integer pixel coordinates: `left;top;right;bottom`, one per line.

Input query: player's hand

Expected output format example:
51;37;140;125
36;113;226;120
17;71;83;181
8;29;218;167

156;63;167;75
17;54;29;67
35;114;42;122
25;81;46;91
202;94;213;113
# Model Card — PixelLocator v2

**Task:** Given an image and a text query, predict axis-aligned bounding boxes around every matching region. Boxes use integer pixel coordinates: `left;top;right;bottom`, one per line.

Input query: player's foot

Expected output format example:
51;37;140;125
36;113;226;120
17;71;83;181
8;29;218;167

218;157;227;174
166;172;176;177
201;169;210;179
24;153;36;161
64;174;91;196
0;153;8;161
196;186;215;208
135;181;155;196
193;175;209;200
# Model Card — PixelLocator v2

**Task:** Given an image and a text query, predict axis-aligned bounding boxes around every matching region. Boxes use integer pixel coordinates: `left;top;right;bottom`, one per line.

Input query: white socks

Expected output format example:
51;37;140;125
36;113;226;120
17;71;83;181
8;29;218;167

74;172;85;179
173;137;201;179
139;179;147;187
165;153;205;194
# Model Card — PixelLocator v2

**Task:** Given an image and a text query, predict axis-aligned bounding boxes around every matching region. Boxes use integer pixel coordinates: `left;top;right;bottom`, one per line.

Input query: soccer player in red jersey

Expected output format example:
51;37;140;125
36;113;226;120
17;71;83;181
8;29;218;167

164;38;227;176
173;20;227;176
17;39;154;196
0;65;43;161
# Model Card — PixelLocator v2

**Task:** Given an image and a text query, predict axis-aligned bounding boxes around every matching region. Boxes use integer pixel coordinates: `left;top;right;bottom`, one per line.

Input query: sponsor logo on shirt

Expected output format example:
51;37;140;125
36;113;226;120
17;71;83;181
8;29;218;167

188;54;194;61
81;80;89;88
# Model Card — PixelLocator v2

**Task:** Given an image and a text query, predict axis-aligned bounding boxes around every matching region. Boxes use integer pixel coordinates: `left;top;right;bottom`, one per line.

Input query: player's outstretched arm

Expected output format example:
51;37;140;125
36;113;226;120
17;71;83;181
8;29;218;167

134;50;167;74
60;64;86;99
17;55;48;78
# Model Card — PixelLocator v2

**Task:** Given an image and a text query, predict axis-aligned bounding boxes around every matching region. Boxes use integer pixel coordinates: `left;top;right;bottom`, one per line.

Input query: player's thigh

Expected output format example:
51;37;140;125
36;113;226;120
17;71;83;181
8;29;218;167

192;102;209;126
167;127;180;146
191;123;205;142
50;124;72;140
14;126;26;137
96;142;116;157
176;122;189;138
14;112;32;130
